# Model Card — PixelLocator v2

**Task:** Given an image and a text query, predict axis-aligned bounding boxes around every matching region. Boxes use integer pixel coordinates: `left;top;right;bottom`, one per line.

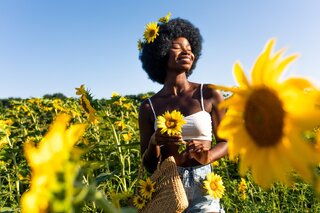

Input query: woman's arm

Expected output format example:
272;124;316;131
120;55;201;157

138;100;161;173
188;85;228;164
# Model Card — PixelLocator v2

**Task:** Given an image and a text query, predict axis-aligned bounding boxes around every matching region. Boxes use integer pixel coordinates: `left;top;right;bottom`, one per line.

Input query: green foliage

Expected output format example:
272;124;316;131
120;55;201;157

43;93;68;100
0;93;320;212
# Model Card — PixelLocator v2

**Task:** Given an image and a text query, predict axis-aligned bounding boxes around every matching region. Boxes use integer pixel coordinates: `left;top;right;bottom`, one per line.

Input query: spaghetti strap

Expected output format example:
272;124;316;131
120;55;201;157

200;84;205;111
148;98;157;120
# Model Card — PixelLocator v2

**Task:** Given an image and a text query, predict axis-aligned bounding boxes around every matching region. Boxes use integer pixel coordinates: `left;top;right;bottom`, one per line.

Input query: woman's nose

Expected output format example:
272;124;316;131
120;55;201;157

181;46;190;54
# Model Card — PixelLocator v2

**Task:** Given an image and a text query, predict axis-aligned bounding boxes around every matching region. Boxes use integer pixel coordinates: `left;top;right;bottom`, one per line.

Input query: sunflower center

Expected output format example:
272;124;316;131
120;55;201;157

145;184;152;192
138;198;144;204
210;181;217;190
165;119;177;128
149;30;155;37
244;88;285;147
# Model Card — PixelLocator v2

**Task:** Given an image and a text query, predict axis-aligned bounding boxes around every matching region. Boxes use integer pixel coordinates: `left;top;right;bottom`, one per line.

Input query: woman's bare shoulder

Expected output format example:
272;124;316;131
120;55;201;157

139;94;161;118
139;98;151;113
203;83;224;100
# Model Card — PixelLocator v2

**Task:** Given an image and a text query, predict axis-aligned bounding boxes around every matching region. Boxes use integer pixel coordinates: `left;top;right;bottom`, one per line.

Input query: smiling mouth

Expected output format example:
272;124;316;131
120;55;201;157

177;56;192;62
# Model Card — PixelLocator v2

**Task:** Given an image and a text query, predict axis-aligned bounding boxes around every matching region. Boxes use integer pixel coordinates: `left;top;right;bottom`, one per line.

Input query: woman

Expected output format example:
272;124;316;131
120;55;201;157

138;17;228;212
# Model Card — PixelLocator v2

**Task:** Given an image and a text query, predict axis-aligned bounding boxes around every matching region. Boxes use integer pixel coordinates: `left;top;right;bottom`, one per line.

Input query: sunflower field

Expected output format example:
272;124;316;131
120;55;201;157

0;86;320;213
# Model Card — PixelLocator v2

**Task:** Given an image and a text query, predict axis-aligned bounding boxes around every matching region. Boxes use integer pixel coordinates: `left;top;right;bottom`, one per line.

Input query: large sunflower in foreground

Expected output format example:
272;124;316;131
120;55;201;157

211;39;320;188
157;110;186;136
21;114;86;213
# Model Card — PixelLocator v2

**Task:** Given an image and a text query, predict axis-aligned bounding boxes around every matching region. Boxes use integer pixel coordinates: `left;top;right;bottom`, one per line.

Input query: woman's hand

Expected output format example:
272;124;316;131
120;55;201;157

153;129;183;146
186;140;212;164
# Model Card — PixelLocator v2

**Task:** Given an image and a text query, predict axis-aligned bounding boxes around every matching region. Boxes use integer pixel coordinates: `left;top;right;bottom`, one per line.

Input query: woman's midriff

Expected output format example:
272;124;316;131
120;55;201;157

160;140;212;167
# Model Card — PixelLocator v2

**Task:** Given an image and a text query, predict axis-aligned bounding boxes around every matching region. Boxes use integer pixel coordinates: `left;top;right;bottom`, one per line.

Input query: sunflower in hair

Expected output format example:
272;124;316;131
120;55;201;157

158;12;171;23
143;22;159;43
138;12;171;50
137;39;144;52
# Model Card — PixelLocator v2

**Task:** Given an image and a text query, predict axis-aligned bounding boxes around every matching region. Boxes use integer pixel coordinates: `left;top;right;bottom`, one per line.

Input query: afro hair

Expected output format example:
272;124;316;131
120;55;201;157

139;18;203;84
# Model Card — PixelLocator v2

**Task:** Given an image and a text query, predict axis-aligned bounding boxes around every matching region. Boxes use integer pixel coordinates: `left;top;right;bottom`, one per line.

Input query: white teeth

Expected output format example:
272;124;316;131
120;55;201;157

180;58;190;62
179;56;190;60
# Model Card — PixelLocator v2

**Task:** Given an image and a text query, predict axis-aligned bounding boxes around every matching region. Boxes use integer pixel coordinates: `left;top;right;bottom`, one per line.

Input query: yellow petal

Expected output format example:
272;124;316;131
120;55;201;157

233;61;250;88
281;77;315;91
251;39;275;86
209;84;243;94
218;94;247;110
269;54;298;84
250;149;273;188
261;48;284;84
66;124;86;148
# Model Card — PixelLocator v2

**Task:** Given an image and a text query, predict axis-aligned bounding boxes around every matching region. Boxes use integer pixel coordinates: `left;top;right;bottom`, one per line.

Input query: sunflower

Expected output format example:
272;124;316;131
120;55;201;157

157;110;186;136
122;132;133;142
114;120;126;131
211;39;320;188
238;178;247;200
75;84;86;96
158;12;171;23
21;114;86;213
211;161;220;167
133;195;146;210
139;177;156;199
137;39;144;52
75;85;98;124
111;92;120;98
143;22;159;43
203;172;225;199
109;192;131;209
80;96;97;123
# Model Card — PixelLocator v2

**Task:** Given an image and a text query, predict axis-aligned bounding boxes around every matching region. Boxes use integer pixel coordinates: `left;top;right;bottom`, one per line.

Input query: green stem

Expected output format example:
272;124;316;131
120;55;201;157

110;123;127;191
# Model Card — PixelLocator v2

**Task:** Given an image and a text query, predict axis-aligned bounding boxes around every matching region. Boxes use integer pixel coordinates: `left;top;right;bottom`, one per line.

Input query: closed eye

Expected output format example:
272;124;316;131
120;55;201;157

171;43;192;52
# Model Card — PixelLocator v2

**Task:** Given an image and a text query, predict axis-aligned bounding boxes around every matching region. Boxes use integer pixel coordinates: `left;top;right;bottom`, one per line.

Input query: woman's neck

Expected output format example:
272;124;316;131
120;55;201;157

162;73;191;96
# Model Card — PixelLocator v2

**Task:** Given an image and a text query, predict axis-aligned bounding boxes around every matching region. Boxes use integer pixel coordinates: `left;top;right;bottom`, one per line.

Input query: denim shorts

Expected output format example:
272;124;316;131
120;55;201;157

176;164;224;213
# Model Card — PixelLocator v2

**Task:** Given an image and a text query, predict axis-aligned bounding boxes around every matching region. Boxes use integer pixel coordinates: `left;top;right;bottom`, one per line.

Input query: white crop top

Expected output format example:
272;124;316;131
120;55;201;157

148;84;212;141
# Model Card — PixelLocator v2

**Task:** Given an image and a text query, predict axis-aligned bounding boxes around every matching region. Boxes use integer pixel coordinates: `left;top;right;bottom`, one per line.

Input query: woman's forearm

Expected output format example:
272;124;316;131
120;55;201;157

209;141;228;163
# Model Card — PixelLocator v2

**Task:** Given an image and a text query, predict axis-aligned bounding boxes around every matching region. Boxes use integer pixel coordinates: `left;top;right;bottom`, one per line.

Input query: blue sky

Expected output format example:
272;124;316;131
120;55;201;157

1;0;320;99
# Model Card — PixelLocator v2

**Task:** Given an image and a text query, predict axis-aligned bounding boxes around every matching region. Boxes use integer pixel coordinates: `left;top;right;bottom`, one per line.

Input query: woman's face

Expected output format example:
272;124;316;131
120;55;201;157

167;37;195;72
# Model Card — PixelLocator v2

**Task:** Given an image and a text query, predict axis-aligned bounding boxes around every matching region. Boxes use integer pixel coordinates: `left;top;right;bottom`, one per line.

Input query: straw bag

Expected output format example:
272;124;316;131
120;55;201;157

139;156;188;213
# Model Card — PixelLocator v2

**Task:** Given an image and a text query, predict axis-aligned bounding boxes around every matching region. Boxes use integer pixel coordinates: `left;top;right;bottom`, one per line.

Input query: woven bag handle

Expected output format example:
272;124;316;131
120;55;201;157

135;152;162;193
138;152;163;174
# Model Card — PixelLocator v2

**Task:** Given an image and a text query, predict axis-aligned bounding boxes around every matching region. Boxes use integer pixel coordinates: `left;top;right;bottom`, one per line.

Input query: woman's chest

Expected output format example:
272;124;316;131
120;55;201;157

152;95;204;116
